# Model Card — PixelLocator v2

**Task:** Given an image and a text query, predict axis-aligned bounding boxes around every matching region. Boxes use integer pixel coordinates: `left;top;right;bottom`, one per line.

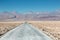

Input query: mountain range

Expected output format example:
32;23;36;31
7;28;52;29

0;10;60;21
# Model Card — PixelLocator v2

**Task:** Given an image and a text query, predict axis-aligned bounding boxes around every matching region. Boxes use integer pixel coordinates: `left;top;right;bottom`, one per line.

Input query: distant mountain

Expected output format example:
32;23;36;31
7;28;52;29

0;11;60;21
23;11;60;21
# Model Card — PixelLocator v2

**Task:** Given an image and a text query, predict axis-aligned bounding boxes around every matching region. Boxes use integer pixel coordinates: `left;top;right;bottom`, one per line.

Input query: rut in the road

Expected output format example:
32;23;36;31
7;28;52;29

0;23;52;40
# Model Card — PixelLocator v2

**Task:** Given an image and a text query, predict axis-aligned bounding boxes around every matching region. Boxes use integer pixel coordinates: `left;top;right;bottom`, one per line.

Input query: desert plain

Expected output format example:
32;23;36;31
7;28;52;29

0;21;60;40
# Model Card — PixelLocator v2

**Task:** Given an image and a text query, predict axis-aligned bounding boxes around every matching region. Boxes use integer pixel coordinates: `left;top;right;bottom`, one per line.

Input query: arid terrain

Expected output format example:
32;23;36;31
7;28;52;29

0;21;25;36
28;21;60;40
0;21;60;40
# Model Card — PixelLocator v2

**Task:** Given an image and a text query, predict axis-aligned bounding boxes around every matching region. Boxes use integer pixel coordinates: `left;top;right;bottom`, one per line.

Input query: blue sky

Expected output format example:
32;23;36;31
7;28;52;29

0;0;60;13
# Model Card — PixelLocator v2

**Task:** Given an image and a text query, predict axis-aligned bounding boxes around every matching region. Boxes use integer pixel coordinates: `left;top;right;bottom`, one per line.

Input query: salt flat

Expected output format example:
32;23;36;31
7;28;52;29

0;22;52;40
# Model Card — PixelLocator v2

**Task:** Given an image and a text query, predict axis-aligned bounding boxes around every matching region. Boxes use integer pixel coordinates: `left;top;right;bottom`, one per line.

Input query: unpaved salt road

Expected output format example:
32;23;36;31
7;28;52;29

0;22;52;40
